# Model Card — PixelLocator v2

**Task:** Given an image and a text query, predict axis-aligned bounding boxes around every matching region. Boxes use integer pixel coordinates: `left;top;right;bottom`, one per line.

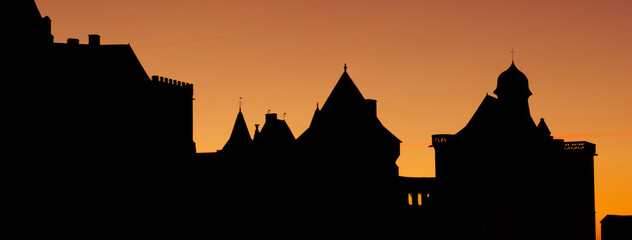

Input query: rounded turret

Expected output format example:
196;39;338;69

493;61;532;100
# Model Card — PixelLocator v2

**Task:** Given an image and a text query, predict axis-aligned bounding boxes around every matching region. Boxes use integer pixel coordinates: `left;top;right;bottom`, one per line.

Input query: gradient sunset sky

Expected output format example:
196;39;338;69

36;0;631;237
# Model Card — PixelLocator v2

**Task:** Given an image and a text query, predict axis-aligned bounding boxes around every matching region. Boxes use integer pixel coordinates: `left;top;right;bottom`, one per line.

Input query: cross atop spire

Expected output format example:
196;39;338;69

344;63;347;72
510;48;516;62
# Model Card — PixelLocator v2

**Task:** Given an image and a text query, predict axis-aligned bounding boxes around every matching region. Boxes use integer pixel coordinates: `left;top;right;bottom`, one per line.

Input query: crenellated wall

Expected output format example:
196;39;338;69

148;75;195;156
151;75;194;95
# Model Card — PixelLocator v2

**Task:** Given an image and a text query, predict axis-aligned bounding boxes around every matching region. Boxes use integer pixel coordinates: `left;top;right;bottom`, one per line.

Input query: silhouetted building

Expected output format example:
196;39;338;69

6;1;599;239
197;65;402;233
2;1;195;239
295;65;401;215
601;215;632;240
428;61;596;239
201;62;597;238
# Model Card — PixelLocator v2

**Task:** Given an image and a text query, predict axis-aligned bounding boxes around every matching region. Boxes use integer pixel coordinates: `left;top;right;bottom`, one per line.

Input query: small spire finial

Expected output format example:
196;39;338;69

239;97;243;111
344;63;347;72
510;48;516;62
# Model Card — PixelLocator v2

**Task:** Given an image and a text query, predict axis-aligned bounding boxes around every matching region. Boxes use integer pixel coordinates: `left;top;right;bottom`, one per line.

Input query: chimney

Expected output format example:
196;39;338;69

265;113;278;123
67;38;79;46
365;99;377;117
89;34;100;46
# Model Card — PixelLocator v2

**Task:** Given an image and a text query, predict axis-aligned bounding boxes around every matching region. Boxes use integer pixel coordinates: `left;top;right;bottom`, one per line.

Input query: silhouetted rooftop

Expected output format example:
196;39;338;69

601;215;632;224
254;113;295;146
320;71;365;114
457;62;538;137
222;109;252;152
456;94;499;136
298;67;400;143
494;61;532;98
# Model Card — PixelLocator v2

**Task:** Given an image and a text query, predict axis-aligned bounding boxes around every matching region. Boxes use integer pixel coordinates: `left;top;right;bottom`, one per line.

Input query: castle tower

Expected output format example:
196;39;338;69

296;65;401;212
431;61;596;239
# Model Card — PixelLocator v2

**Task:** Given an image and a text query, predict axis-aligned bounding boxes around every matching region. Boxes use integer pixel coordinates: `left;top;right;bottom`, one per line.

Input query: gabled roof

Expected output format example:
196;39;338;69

255;113;295;147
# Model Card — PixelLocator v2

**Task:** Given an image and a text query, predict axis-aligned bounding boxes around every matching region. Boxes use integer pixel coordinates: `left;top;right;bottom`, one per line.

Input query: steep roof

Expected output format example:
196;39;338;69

457;94;500;137
222;110;252;152
254;113;295;147
457;62;539;137
537;118;551;136
5;0;53;46
320;71;365;114
298;66;400;144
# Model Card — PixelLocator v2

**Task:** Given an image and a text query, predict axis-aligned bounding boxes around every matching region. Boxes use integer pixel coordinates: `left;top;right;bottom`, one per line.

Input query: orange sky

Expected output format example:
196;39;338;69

36;0;631;237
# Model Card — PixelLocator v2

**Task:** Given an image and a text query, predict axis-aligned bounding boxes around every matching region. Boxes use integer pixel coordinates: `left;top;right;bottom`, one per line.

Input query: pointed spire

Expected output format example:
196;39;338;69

222;109;252;152
321;64;365;112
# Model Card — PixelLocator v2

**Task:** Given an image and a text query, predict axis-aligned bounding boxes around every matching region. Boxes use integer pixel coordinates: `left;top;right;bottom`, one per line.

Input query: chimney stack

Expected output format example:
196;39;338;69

67;38;79;45
89;34;100;46
265;113;278;123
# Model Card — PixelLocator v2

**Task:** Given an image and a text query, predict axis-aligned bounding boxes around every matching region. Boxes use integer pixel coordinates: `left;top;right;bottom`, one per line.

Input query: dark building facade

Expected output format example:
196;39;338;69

5;1;599;239
2;1;195;239
601;215;632;240
204;62;597;239
426;62;597;239
196;66;403;235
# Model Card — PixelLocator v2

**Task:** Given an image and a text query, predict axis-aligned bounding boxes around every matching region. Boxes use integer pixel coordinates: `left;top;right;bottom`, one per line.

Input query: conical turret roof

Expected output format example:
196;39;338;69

222;109;252;152
320;69;365;114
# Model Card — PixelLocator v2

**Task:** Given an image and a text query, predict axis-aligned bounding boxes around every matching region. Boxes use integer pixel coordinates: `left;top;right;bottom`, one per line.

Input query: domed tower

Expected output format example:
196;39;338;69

494;61;532;100
493;61;536;134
